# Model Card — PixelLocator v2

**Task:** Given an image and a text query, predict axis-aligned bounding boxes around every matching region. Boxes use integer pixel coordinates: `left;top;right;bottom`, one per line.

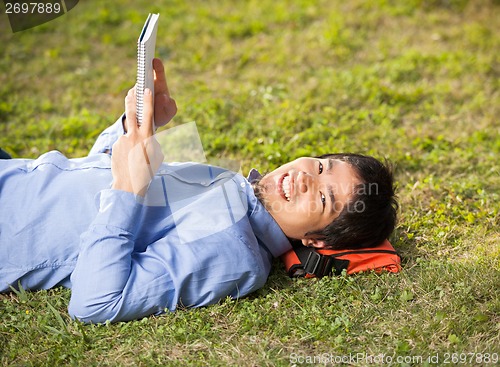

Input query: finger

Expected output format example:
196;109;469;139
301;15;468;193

142;88;154;136
154;93;177;119
124;87;138;133
153;58;170;97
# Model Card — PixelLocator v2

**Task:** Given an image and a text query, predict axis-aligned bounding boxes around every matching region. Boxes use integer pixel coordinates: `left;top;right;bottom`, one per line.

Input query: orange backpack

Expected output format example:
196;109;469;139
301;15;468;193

281;239;401;278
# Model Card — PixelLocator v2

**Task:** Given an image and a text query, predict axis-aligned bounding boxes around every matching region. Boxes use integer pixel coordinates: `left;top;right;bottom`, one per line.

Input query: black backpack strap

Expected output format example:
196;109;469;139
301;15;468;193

293;244;350;277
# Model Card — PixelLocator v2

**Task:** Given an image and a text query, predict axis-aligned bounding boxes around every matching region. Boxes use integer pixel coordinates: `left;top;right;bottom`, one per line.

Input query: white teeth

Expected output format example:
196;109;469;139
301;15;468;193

282;175;291;201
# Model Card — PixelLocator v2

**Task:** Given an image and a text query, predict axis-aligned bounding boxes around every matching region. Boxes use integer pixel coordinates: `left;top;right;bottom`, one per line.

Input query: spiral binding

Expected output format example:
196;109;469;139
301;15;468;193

136;42;146;124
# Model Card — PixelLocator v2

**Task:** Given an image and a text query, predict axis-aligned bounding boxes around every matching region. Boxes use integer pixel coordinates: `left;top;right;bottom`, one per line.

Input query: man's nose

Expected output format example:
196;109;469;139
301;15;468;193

297;171;314;193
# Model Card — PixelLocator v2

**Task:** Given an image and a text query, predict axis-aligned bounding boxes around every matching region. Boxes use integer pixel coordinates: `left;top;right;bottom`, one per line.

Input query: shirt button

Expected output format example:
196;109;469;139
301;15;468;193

240;182;246;188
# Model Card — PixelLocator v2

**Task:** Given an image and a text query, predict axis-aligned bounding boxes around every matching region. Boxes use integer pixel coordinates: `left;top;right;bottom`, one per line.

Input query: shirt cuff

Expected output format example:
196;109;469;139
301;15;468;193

93;189;143;235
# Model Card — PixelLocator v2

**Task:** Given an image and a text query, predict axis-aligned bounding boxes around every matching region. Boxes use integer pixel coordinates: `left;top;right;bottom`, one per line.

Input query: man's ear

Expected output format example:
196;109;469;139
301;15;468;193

301;238;327;249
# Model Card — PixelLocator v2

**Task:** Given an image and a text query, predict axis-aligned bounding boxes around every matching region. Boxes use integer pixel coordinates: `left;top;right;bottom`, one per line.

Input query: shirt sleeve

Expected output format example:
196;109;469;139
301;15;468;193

88;114;126;156
68;189;175;323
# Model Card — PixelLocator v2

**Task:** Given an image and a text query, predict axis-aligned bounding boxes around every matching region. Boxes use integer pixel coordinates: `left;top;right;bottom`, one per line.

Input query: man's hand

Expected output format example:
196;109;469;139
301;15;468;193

121;58;176;132
153;58;177;128
111;87;164;197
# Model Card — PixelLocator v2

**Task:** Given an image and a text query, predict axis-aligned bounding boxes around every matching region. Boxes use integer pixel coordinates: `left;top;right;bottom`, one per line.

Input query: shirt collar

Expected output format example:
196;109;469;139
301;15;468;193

246;168;262;184
245;169;291;258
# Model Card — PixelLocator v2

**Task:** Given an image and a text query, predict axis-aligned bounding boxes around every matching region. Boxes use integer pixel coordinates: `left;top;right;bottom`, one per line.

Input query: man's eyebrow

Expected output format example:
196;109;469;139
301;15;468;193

328;184;336;215
327;158;335;173
324;159;337;214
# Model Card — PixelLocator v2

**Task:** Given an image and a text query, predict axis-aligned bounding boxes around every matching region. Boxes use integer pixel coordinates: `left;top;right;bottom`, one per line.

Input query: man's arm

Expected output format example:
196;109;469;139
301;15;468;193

88;58;177;156
69;83;166;322
67;188;175;322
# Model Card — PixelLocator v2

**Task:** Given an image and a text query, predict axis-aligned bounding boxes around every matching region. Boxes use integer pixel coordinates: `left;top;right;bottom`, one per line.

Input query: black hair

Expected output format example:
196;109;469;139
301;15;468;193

307;153;398;249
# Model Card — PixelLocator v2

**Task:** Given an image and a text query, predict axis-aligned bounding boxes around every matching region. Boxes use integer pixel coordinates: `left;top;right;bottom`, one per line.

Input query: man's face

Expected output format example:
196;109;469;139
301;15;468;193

255;157;360;241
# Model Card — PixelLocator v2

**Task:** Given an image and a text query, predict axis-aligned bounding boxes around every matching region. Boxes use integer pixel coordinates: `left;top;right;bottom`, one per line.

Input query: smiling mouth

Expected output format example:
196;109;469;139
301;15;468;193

279;174;291;201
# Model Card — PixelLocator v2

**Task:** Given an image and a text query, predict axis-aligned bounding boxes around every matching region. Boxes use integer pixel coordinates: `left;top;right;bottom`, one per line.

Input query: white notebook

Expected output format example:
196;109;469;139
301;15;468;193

136;13;160;126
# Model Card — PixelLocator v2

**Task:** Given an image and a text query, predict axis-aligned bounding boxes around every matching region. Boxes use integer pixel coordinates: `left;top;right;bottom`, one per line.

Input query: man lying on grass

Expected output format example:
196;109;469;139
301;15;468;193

0;59;397;323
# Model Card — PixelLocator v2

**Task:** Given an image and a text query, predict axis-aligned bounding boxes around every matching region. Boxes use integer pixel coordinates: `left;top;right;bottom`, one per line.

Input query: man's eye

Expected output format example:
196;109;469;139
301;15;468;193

321;192;326;208
318;161;323;174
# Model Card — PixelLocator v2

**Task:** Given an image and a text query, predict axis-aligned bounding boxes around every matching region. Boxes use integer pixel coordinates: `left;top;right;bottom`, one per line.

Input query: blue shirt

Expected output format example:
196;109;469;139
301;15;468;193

0;117;291;323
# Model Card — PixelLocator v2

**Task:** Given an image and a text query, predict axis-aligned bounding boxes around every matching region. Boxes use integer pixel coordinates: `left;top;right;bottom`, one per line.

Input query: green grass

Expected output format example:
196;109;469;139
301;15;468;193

1;0;499;365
